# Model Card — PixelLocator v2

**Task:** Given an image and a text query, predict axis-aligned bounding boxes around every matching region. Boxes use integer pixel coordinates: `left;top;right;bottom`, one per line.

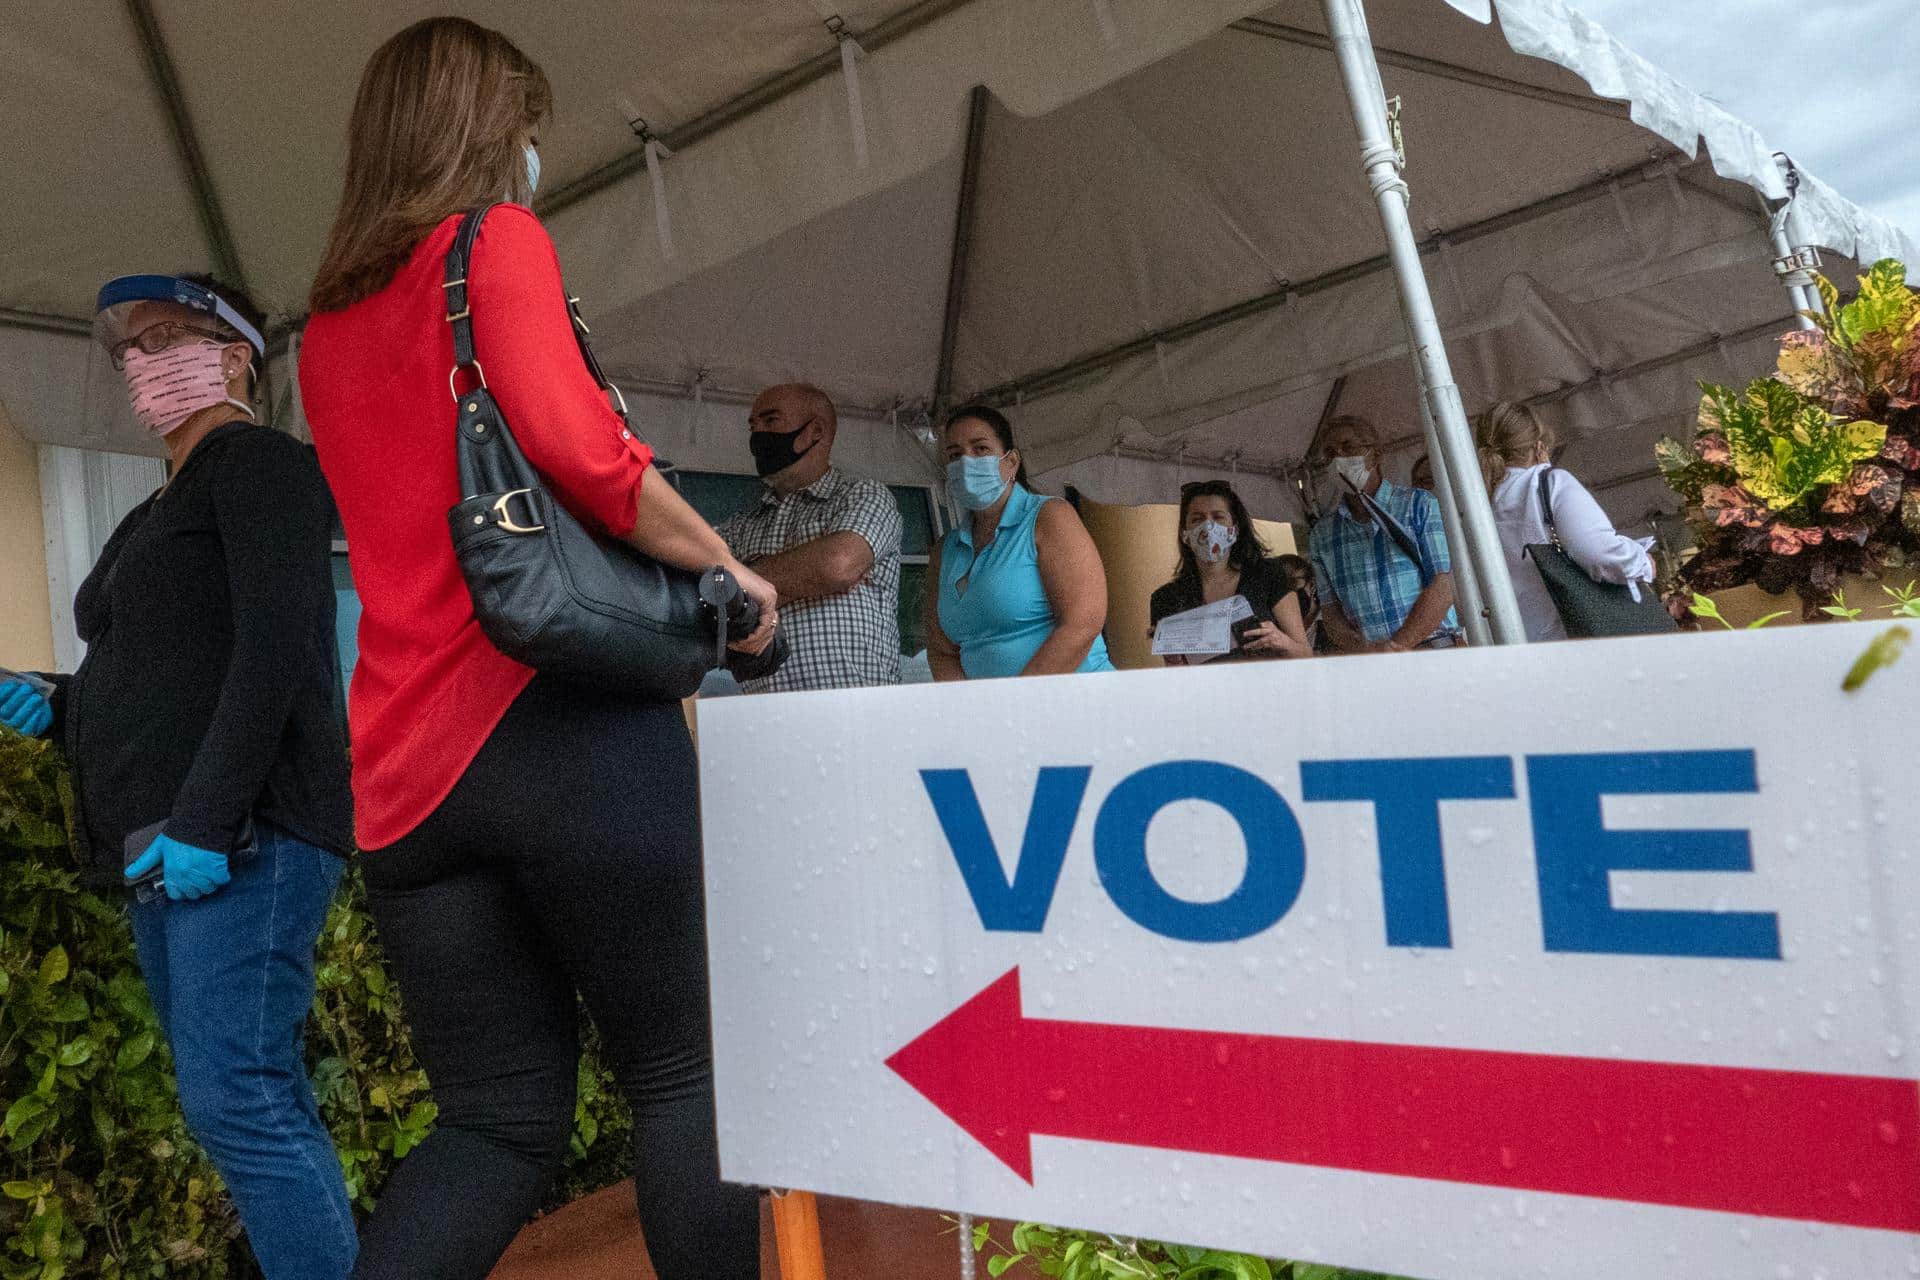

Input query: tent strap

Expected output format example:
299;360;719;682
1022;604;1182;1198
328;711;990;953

538;0;971;221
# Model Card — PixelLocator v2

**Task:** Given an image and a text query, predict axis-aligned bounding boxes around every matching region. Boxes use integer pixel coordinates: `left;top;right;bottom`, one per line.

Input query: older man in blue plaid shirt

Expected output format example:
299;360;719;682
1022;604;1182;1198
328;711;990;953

1307;415;1460;653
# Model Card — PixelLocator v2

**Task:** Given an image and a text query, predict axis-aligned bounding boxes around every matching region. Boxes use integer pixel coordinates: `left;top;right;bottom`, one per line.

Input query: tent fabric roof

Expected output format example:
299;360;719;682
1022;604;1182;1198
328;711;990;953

2;0;1913;529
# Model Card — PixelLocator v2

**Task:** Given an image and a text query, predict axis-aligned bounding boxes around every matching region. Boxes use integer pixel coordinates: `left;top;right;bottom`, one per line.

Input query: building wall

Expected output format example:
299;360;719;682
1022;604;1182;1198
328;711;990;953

0;404;54;670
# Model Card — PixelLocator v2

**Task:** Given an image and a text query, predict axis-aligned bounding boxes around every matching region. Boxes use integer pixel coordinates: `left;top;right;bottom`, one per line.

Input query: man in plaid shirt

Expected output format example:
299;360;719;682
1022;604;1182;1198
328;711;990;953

1307;415;1460;653
716;384;902;692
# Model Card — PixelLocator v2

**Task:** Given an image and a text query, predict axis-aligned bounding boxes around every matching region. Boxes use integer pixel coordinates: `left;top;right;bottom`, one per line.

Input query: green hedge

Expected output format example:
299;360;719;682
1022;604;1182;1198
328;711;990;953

0;731;633;1279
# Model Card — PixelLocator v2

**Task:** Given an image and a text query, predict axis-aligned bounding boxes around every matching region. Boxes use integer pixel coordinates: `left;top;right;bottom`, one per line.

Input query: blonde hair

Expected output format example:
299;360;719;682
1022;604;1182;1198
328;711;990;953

310;18;552;312
1473;401;1555;493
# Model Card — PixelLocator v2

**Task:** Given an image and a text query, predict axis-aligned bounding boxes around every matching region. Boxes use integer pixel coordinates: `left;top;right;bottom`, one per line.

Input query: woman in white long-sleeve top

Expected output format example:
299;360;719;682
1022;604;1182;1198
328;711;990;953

1475;401;1655;642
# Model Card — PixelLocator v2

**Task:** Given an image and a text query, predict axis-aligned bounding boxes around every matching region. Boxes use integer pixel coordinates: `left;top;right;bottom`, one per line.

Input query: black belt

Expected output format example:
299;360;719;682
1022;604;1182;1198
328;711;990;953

1414;632;1464;650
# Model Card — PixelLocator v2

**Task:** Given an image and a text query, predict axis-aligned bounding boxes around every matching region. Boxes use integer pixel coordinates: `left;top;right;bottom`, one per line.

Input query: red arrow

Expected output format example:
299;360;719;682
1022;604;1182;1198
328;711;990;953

884;967;1920;1232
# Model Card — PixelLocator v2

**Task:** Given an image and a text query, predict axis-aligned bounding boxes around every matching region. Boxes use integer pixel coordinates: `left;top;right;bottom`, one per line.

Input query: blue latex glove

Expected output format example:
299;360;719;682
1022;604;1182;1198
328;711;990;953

125;834;231;902
0;679;52;738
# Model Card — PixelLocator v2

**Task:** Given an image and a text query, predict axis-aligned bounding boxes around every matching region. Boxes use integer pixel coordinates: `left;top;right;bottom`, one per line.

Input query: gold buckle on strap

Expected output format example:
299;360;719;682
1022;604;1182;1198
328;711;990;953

491;489;545;534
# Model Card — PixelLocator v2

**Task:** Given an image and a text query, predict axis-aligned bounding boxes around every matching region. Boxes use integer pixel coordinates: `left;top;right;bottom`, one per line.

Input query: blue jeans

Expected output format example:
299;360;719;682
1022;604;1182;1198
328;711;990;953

130;821;357;1280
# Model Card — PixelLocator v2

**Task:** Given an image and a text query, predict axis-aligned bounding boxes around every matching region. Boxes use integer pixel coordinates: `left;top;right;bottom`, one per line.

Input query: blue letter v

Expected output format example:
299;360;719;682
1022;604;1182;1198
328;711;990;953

920;767;1092;933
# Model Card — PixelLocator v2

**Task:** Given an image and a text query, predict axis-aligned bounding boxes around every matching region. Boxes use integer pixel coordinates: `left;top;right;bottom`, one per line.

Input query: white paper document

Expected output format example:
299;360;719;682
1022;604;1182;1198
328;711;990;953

1151;594;1254;658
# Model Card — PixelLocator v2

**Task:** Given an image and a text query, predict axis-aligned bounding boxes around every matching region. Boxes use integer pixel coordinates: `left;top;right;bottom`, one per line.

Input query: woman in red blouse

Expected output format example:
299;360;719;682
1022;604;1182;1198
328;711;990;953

300;18;773;1280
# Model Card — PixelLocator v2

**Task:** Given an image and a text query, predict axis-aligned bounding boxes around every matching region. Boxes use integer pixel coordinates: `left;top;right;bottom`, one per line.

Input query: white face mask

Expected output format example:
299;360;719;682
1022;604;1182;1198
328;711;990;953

1183;519;1237;565
523;143;540;195
1332;454;1372;490
1312;454;1370;515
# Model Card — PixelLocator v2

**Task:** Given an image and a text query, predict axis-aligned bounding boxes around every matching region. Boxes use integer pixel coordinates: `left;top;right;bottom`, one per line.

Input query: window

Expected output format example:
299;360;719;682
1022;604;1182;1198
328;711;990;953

673;469;940;657
331;541;359;700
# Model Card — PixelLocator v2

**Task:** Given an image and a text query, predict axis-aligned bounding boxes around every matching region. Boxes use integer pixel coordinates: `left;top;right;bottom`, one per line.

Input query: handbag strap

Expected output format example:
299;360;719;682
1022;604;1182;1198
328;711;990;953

443;205;631;423
1535;466;1565;552
1354;487;1433;585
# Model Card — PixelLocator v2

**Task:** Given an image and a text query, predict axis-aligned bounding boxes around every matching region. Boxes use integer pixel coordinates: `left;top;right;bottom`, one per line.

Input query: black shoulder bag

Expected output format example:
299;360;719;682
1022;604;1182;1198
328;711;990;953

443;206;784;695
1525;467;1675;638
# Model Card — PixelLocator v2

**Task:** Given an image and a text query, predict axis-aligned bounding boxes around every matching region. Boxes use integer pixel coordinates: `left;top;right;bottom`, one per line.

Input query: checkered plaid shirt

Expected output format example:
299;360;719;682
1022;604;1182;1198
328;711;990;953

1309;479;1458;644
716;468;902;692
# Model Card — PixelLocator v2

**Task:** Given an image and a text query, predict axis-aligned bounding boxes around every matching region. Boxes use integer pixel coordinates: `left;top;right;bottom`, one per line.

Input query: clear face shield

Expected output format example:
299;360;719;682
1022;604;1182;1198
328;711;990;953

93;275;264;367
95;276;266;433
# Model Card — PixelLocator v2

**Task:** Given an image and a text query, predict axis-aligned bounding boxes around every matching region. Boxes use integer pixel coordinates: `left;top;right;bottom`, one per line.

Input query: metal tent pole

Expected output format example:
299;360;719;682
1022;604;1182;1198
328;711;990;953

1769;153;1823;332
1318;0;1526;646
932;86;992;419
1417;400;1491;646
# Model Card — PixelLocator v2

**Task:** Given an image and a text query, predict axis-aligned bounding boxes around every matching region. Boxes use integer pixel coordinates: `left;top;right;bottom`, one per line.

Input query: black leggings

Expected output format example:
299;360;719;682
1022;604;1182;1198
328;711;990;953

351;677;759;1280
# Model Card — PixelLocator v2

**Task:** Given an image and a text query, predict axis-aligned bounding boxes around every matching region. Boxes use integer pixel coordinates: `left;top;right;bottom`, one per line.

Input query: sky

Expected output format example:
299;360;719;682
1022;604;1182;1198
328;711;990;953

1569;0;1920;246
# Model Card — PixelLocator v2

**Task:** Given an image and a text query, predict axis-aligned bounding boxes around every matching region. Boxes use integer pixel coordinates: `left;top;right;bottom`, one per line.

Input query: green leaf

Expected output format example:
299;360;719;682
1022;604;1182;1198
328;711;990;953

988;1254;1023;1276
4;1093;48;1140
1689;593;1734;630
1745;611;1791;629
56;1037;94;1067
1844;625;1912;692
1838;260;1913;346
1;1179;48;1200
37;946;67;987
43;992;87;1023
115;1030;155;1072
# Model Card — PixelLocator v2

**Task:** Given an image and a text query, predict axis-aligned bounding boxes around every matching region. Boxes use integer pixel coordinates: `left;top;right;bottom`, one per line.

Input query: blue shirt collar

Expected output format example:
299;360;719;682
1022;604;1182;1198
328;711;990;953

955;483;1036;549
1334;477;1399;525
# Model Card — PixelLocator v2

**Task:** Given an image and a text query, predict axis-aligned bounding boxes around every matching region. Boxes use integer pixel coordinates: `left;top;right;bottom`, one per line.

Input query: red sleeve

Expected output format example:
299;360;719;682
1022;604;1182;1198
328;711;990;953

468;204;652;537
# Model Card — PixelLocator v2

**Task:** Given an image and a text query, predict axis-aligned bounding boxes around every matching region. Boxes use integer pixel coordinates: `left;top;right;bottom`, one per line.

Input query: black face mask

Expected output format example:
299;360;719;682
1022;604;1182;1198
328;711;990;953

749;418;818;478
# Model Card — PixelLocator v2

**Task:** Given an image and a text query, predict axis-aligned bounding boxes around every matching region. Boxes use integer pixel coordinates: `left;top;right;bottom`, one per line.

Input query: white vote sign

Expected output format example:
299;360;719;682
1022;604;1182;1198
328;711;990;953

698;625;1920;1280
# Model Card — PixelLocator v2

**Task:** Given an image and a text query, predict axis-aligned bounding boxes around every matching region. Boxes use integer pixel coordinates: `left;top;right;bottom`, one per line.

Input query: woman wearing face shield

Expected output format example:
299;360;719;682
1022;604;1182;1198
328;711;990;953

0;274;357;1278
925;405;1115;680
1149;480;1312;665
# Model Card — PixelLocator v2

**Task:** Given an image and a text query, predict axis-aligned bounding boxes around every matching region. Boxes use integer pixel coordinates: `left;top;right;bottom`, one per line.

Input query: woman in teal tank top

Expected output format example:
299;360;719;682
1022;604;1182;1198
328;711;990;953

926;406;1114;680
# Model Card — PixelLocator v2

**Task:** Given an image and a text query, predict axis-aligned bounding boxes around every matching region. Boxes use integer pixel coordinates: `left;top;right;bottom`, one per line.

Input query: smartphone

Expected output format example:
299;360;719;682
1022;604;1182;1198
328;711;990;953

0;667;54;697
123;820;170;905
122;818;261;905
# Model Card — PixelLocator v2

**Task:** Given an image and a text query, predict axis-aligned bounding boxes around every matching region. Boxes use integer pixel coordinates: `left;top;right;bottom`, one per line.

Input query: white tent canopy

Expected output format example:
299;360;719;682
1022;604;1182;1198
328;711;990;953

4;0;1914;533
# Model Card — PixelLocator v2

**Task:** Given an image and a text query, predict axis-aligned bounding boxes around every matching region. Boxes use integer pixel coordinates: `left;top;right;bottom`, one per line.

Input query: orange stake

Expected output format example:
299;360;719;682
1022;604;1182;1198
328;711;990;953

770;1189;827;1280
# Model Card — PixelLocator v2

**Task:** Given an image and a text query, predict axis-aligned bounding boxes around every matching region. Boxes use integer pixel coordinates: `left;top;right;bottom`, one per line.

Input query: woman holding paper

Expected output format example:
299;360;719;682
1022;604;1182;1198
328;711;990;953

1150;481;1311;665
926;405;1114;680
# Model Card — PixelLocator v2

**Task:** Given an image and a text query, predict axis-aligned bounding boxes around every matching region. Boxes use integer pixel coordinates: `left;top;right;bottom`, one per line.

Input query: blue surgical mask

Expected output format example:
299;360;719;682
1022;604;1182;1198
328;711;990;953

946;455;1010;512
523;144;541;196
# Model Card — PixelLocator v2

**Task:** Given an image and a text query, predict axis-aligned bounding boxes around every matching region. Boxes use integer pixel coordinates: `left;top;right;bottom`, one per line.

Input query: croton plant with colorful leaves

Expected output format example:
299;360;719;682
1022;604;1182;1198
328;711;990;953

1656;259;1920;618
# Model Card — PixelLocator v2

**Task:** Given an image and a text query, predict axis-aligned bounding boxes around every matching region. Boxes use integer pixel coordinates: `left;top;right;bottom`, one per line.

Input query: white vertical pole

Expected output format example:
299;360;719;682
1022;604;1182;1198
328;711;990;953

1319;0;1527;645
1771;153;1825;330
1418;401;1491;646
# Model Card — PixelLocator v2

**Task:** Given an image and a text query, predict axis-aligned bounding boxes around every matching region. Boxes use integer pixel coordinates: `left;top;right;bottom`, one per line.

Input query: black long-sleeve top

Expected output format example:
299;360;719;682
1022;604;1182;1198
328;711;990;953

49;422;353;880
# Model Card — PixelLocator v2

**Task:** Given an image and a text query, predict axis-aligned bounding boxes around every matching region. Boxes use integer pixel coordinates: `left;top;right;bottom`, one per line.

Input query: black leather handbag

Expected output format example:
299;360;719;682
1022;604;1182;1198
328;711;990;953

1525;467;1676;638
443;206;782;695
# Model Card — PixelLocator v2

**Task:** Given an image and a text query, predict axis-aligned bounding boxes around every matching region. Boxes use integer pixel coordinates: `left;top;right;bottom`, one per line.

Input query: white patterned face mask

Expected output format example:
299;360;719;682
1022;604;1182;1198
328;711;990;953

1184;519;1237;564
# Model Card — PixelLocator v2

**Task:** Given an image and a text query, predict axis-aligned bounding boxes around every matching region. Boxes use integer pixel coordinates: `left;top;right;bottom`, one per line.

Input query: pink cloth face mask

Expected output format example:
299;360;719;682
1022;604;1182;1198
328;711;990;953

121;340;248;436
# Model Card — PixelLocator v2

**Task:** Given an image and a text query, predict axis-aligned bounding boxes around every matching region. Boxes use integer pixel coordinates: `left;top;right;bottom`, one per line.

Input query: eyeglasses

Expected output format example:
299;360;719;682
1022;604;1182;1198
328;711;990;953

107;321;235;371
